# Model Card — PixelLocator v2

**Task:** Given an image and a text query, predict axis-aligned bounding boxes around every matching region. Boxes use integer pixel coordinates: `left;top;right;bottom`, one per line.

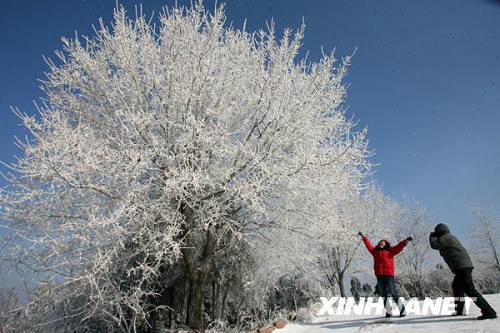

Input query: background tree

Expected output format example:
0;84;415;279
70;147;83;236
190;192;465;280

468;208;500;294
470;208;500;273
0;268;22;333
0;2;370;332
361;283;373;297
317;187;400;297
425;263;453;297
350;277;361;303
394;199;433;298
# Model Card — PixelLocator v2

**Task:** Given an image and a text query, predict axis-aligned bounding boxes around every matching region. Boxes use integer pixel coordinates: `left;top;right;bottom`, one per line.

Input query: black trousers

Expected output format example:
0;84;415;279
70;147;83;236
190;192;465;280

452;268;496;315
376;275;405;315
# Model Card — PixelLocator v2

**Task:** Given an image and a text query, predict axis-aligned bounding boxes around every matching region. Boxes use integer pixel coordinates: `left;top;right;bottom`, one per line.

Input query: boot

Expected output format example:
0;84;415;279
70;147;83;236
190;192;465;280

477;312;497;320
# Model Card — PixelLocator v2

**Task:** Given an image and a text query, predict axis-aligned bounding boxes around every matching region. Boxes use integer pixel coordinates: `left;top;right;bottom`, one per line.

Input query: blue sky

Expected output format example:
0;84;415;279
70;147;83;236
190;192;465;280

1;0;499;237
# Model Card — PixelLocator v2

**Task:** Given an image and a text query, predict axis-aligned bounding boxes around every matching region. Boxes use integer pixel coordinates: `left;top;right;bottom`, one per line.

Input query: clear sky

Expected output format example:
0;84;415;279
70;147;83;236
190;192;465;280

1;0;499;237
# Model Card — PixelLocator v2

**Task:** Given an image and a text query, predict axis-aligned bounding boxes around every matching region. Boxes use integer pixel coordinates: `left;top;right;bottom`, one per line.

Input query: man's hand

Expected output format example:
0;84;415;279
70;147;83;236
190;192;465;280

406;236;413;242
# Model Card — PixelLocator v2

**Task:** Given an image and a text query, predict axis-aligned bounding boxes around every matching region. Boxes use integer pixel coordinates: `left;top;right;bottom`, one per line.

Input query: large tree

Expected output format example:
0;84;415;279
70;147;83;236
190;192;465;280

0;2;370;332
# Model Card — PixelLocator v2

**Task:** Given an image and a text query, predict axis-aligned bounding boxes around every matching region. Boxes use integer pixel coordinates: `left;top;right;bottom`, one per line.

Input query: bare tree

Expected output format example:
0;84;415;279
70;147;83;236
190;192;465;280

394;199;433;298
0;2;370;332
317;187;399;296
319;245;358;297
470;208;500;274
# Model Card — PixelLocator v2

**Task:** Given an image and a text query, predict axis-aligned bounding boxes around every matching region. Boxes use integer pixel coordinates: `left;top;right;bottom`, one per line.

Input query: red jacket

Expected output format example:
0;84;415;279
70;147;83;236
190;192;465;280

362;236;408;276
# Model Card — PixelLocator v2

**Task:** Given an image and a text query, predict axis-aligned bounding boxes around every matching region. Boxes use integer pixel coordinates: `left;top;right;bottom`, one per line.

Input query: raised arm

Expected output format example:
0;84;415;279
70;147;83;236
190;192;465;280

390;239;408;256
362;235;375;254
429;232;442;250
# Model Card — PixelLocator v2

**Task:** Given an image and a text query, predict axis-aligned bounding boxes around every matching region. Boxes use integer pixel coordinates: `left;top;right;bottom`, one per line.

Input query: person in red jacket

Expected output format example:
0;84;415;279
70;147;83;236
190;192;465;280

358;231;412;318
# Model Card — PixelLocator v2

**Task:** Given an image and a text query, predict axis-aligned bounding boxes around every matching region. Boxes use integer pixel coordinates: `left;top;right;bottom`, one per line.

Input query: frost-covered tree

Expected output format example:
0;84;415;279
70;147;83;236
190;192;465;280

0;2;370;332
470;208;500;275
394;199;433;298
350;277;361;302
316;186;399;297
0;268;22;333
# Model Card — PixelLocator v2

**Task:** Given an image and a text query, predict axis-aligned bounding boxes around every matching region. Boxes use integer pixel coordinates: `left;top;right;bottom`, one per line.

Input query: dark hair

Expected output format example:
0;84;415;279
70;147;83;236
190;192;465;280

374;239;391;251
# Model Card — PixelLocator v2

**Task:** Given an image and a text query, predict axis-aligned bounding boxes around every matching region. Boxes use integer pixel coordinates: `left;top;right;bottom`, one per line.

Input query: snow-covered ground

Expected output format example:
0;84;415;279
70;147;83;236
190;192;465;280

280;294;499;333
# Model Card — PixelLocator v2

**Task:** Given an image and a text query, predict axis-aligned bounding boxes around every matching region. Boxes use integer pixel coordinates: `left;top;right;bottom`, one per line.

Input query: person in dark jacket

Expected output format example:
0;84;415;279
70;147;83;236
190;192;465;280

430;223;497;320
359;232;412;317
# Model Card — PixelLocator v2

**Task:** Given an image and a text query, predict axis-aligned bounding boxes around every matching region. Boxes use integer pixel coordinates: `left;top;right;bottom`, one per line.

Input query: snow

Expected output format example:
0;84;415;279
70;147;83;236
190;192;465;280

280;294;499;333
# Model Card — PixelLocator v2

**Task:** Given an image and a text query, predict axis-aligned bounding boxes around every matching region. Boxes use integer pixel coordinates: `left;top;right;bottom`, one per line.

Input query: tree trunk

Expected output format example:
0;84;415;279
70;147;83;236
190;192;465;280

215;280;221;320
293;290;298;312
184;279;190;325
211;279;217;320
220;287;228;320
187;276;205;332
182;226;217;332
337;272;346;297
147;309;157;333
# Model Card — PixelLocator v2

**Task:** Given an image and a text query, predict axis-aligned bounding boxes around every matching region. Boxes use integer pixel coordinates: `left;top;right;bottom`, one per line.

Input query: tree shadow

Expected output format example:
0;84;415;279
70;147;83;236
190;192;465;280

393;315;478;324
301;316;384;326
299;315;478;331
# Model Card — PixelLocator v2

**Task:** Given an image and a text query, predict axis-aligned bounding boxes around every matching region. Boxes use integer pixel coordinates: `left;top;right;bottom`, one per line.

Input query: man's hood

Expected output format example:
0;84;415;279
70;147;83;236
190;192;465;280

434;223;450;236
